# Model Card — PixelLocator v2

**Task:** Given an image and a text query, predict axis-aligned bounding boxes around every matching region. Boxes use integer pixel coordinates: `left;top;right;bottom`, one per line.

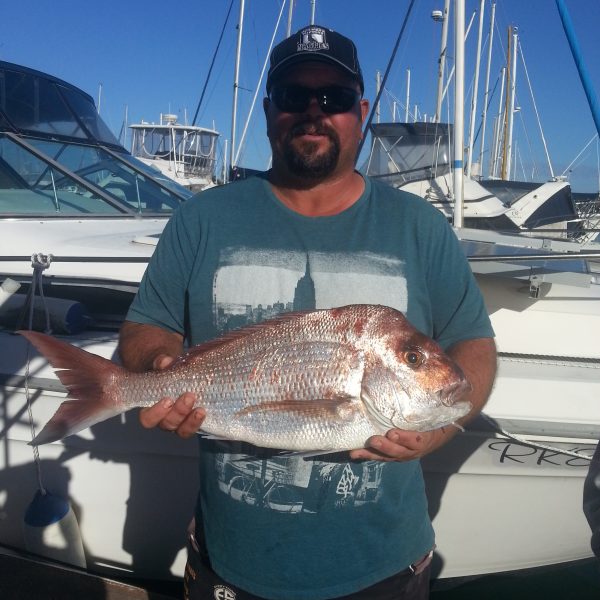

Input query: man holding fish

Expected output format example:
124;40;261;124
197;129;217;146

118;24;497;600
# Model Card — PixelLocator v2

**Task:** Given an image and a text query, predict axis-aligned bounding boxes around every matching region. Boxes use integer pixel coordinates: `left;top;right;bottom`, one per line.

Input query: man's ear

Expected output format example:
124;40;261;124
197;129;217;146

360;99;370;124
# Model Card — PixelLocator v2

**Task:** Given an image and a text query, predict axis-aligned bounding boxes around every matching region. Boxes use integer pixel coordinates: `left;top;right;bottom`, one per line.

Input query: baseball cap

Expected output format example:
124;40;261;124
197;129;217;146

266;25;364;94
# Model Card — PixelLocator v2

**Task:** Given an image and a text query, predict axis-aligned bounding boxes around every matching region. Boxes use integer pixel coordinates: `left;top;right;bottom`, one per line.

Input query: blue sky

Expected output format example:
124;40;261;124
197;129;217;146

1;0;599;191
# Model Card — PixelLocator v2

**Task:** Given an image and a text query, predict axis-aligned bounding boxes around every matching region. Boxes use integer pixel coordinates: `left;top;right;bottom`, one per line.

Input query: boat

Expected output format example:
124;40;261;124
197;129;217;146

425;225;600;577
363;1;598;242
129;114;219;192
1;26;599;588
364;121;581;237
0;58;198;580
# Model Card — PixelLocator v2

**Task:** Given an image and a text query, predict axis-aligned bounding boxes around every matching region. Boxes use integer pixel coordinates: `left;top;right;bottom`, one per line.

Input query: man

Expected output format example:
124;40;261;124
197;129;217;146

119;25;497;600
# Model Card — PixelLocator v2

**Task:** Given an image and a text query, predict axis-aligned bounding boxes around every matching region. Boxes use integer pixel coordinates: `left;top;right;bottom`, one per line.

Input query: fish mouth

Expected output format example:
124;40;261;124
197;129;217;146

438;380;471;407
394;398;472;431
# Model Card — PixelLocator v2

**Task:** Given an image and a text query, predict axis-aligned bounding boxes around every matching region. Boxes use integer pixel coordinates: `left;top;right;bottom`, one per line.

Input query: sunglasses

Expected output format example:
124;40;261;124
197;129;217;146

269;85;361;114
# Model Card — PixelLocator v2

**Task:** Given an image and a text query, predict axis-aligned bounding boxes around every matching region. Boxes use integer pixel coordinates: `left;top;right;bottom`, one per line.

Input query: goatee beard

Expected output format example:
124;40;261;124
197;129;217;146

282;122;341;179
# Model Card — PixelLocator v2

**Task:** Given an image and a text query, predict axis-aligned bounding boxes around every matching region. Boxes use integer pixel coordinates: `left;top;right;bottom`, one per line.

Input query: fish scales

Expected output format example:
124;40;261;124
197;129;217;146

19;304;473;450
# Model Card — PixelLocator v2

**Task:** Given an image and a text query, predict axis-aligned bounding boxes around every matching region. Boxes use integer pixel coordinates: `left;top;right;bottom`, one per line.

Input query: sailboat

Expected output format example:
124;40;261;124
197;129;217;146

363;1;594;240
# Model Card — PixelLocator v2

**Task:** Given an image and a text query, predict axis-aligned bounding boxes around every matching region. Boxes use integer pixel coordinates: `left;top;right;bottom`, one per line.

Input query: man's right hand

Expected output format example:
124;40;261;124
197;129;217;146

138;354;206;438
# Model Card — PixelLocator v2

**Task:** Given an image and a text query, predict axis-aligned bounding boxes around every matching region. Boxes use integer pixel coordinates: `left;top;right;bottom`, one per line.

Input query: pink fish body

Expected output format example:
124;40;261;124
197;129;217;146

20;304;471;450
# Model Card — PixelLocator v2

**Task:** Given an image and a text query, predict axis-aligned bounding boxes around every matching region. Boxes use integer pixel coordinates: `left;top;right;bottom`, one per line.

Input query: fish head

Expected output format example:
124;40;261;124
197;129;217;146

361;310;472;432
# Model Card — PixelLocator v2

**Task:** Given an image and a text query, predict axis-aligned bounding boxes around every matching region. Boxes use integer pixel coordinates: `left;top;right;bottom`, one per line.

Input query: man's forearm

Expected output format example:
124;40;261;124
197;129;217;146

118;321;184;372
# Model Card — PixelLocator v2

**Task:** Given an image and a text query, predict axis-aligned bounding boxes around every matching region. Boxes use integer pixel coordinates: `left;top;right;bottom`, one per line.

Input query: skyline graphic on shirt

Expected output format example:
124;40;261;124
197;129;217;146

210;246;408;514
213;247;408;334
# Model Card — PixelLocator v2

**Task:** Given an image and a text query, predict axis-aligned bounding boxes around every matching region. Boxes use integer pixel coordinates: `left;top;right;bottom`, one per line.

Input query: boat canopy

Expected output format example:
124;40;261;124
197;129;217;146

0;61;120;147
0;61;192;217
130;121;219;180
364;122;452;185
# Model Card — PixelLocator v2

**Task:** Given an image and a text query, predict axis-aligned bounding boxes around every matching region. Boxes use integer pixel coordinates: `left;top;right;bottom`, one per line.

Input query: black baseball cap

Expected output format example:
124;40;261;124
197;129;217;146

266;25;364;94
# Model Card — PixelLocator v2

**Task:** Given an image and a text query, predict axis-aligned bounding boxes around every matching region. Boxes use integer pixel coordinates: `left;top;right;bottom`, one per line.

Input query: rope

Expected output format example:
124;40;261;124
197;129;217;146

518;40;555;178
23;253;54;495
479;412;594;461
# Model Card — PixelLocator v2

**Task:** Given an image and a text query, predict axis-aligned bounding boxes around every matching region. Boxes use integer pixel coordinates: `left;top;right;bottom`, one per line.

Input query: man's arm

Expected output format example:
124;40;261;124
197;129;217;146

349;337;497;462
118;321;205;437
119;321;184;372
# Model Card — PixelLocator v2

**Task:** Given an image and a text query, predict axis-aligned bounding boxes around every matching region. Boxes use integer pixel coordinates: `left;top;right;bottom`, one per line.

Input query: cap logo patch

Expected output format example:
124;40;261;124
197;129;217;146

298;27;329;52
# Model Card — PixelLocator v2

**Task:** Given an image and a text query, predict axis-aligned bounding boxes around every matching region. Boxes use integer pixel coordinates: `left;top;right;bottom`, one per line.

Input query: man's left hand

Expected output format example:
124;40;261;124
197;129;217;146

349;428;445;462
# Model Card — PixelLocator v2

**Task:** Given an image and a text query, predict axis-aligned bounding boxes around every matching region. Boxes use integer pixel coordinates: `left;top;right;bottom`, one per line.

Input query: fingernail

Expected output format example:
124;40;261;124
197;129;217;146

388;431;399;442
163;397;175;408
194;409;205;421
371;438;382;449
184;394;196;408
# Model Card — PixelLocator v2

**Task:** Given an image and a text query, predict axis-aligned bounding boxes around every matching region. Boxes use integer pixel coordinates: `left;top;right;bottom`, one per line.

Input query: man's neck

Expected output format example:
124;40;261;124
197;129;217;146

268;170;365;217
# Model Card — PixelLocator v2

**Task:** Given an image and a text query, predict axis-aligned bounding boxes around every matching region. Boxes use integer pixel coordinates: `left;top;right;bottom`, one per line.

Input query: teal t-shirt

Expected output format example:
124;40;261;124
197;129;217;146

127;174;494;599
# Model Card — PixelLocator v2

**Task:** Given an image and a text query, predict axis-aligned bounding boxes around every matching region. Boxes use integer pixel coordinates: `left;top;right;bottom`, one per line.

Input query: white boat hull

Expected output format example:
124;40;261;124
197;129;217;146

1;321;597;581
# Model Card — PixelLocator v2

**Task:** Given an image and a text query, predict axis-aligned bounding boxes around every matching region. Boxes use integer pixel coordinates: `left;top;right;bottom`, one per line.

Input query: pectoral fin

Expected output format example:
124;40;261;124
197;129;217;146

235;397;355;419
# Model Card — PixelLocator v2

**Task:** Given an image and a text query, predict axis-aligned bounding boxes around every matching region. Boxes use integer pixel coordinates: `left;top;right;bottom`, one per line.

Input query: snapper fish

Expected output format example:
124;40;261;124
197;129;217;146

19;304;472;451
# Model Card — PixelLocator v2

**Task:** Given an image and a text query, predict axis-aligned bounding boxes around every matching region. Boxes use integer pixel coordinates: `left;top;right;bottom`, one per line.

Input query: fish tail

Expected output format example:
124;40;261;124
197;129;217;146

18;330;126;445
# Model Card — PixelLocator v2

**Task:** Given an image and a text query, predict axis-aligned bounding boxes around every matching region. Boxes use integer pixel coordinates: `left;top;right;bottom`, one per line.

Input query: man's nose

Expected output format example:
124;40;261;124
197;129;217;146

304;94;325;116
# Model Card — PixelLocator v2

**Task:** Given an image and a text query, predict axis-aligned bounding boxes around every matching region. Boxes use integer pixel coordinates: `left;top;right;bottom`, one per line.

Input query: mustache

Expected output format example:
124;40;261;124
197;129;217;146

288;120;338;140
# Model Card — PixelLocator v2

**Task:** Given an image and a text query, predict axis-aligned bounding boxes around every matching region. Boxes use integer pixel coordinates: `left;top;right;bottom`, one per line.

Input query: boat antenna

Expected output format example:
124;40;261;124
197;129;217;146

192;0;235;126
358;0;417;158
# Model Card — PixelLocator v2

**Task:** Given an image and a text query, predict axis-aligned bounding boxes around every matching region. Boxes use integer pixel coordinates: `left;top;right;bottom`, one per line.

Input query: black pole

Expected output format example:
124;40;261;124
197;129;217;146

357;0;418;158
192;0;235;126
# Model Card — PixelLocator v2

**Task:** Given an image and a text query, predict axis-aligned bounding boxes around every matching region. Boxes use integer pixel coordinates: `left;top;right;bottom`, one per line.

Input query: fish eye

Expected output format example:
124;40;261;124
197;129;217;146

403;349;424;368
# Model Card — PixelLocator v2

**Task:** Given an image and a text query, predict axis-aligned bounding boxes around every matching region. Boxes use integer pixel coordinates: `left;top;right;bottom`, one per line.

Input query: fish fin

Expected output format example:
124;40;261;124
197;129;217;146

18;330;125;445
195;431;231;442
276;449;345;459
235;397;355;419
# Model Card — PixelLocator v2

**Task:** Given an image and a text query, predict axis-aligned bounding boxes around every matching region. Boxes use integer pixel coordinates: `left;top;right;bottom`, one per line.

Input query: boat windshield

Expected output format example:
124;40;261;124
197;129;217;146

364;122;452;185
0;134;192;216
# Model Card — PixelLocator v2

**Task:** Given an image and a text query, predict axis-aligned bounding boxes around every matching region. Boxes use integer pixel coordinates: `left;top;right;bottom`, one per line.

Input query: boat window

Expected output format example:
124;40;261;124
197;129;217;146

0;136;122;215
117;153;195;199
22;138;187;212
365;123;451;185
0;68;88;139
58;85;121;146
0;135;190;215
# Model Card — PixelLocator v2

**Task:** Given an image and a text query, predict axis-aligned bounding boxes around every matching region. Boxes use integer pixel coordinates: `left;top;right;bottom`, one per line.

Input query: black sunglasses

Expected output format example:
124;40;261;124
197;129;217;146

269;85;361;114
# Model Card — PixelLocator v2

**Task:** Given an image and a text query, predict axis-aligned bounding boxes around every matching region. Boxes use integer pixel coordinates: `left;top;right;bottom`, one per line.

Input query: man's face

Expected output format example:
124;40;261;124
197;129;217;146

264;62;369;180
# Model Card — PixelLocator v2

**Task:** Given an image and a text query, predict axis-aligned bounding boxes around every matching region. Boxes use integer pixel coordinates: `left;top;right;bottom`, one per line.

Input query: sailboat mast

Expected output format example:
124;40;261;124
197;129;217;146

505;27;519;180
405;69;411;122
500;26;512;180
466;0;485;177
286;0;294;36
433;0;450;123
491;66;506;178
478;2;496;176
453;0;465;226
229;0;245;178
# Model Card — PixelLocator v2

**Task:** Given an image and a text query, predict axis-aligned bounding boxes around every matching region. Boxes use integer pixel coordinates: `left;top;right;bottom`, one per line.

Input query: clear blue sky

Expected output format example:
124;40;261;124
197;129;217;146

1;0;599;191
